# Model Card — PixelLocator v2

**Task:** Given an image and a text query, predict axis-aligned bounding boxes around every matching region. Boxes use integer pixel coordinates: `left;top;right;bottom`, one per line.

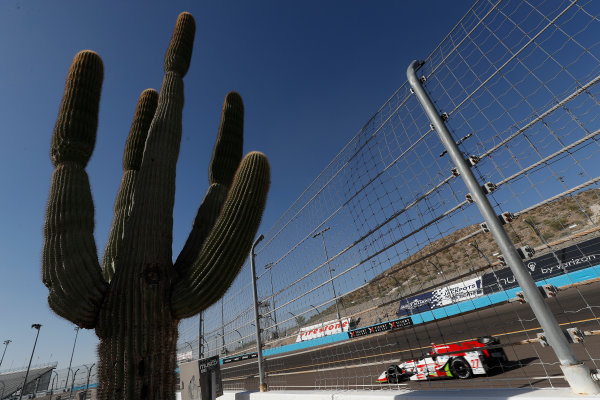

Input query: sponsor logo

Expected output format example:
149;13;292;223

348;317;412;338
199;356;220;372
431;277;482;306
398;278;483;316
222;352;258;364
481;236;600;294
296;319;350;342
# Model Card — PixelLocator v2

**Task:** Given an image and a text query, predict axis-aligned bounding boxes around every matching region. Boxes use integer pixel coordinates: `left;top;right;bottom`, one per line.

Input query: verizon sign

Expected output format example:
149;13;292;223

296;319;350;342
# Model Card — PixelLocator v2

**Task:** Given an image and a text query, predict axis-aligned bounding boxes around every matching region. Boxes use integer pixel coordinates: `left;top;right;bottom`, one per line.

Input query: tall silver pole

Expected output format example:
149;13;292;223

0;339;11;370
407;59;599;395
65;326;79;392
251;234;267;392
19;324;41;400
313;227;341;321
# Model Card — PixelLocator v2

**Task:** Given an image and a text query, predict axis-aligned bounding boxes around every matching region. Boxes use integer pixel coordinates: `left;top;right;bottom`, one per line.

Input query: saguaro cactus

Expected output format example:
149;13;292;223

42;12;270;399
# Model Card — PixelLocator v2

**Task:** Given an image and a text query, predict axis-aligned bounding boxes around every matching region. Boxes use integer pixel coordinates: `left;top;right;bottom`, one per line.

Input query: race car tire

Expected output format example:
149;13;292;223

386;365;404;383
450;357;473;379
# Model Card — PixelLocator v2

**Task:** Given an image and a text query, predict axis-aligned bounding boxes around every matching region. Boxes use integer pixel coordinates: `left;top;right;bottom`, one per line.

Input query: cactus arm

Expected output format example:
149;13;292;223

102;89;158;282
171;151;270;319
209;91;244;186
115;13;195;269
174;92;244;274
173;183;228;275
42;50;108;328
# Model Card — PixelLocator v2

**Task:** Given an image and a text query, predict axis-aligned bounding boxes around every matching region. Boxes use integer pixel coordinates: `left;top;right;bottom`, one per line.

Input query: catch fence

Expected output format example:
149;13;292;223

178;0;600;393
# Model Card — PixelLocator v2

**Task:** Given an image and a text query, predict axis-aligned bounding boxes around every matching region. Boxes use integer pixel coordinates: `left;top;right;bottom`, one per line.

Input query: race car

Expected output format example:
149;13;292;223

377;336;507;382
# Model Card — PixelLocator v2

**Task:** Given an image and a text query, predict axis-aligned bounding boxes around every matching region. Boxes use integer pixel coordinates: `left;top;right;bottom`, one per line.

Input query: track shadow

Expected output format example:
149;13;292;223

484;357;538;376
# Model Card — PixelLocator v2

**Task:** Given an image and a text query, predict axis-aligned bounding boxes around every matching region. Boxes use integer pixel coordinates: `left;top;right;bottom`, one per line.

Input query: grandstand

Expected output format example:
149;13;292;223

0;363;55;399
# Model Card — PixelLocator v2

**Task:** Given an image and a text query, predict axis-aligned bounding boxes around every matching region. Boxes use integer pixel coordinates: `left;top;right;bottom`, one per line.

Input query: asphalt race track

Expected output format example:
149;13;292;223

220;280;600;391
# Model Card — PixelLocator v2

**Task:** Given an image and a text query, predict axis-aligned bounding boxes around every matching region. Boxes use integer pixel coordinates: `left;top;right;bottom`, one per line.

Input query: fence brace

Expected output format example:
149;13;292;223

407;59;600;395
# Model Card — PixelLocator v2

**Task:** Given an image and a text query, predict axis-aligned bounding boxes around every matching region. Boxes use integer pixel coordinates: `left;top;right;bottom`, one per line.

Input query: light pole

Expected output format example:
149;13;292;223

288;311;301;327
313;227;341;321
524;219;549;246
233;329;243;348
65;326;79;392
264;262;279;339
250;234;267;392
0;339;11;370
69;367;80;399
469;241;494;268
309;304;322;323
18;324;42;400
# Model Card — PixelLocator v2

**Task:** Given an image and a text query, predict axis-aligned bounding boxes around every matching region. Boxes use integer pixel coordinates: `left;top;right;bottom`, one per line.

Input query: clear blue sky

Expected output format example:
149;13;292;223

0;0;471;370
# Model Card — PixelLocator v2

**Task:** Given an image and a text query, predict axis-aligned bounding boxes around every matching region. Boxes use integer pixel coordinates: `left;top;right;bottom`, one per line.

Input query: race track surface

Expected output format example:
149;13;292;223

221;280;600;391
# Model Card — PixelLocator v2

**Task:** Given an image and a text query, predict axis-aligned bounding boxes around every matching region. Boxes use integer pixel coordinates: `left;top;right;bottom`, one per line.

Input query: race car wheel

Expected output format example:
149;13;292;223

386;365;404;383
450;357;473;379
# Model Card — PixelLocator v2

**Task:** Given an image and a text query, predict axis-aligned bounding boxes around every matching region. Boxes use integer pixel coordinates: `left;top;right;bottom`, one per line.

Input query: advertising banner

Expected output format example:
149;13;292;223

482;236;600;294
222;352;258;364
296;318;350;342
180;356;222;400
397;291;435;316
348;317;413;338
431;277;483;306
397;277;483;316
397;237;600;317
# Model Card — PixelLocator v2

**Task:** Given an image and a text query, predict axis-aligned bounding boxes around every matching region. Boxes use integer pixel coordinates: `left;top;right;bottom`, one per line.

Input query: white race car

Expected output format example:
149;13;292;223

377;336;507;382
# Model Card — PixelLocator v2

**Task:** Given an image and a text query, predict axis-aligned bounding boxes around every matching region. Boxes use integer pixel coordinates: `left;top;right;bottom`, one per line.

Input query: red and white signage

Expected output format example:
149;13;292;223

296;319;350;342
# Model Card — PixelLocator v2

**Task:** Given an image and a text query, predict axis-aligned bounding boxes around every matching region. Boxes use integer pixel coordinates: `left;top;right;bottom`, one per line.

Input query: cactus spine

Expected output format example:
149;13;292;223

42;12;270;400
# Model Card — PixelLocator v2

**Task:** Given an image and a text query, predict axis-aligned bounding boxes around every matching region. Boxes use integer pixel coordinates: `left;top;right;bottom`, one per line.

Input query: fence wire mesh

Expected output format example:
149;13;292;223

178;0;600;392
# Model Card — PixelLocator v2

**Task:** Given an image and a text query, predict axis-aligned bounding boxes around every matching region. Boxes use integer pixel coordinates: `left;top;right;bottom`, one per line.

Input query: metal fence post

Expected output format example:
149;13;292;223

251;234;267;392
407;59;600;395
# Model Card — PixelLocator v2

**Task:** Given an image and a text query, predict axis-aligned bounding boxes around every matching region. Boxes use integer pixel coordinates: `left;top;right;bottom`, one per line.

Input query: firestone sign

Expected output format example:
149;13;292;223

296;319;350;342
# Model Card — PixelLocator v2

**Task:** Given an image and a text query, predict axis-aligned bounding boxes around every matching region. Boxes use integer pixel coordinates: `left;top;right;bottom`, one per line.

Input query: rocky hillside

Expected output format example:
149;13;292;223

338;188;600;316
